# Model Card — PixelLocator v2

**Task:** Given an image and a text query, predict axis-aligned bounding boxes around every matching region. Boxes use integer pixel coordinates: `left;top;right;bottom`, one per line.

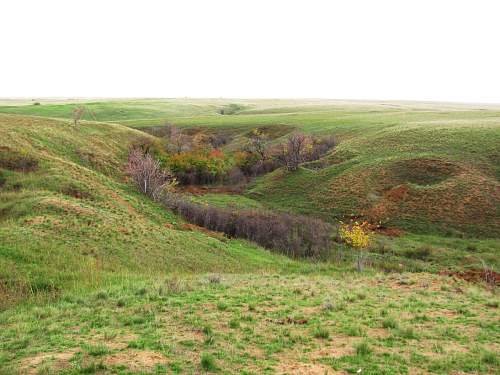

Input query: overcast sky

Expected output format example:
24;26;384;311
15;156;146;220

2;0;499;103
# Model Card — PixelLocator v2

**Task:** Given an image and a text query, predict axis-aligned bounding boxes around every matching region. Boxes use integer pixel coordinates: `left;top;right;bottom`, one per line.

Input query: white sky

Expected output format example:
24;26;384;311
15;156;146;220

2;0;500;103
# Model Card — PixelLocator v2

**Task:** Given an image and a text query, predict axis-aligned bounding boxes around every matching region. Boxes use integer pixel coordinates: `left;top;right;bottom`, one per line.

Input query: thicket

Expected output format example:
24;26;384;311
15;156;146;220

155;125;337;185
162;193;334;258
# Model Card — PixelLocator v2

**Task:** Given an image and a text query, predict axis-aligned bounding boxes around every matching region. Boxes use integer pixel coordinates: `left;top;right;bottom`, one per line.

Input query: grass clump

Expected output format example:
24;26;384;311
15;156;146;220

355;341;372;356
200;352;218;372
84;344;109;356
382;317;398;329
312;326;330;339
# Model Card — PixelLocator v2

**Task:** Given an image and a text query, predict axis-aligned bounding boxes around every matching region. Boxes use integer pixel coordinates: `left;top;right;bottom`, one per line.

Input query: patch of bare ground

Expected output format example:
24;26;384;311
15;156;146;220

367;328;390;339
86;333;139;350
104;350;168;371
20;349;77;375
440;269;500;287
275;360;337;374
427;309;457;318
310;344;355;360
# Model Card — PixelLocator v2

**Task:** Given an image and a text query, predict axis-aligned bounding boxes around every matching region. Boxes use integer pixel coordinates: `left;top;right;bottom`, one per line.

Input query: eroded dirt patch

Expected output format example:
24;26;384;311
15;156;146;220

440;269;500;286
20;349;77;374
104;350;168;371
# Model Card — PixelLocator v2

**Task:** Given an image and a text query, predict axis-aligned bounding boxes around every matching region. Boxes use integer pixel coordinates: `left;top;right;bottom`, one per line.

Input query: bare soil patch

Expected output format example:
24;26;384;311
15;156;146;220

104;350;168;371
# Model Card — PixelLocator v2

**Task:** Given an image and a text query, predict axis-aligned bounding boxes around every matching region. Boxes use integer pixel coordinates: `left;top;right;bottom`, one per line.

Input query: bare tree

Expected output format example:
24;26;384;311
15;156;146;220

126;148;176;200
278;132;310;171
167;126;191;154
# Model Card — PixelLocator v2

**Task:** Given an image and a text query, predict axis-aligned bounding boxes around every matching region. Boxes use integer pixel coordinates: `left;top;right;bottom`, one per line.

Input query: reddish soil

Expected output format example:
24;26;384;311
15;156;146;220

384;184;410;202
440;269;500;286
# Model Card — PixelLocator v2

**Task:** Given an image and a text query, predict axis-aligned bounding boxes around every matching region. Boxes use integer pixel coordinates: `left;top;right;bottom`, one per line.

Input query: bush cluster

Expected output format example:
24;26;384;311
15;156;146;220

162;194;334;258
168;149;232;185
157;126;337;185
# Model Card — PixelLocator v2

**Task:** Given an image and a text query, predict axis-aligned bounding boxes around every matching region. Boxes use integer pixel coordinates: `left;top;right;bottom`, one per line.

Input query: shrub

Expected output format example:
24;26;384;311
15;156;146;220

167;149;231;185
208;132;231;148
126;148;176;201
405;246;433;260
207;274;221;284
339;222;371;249
225;167;246;185
276;132;310;171
304;135;337;162
234;151;280;177
162;194;334;258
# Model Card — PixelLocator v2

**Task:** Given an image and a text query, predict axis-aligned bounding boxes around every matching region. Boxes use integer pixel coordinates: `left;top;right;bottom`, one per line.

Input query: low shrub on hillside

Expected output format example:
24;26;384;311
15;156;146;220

162;194;334;258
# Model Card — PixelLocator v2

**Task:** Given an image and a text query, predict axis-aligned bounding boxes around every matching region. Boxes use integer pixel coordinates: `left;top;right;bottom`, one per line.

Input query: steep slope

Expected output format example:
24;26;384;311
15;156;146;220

0;114;288;306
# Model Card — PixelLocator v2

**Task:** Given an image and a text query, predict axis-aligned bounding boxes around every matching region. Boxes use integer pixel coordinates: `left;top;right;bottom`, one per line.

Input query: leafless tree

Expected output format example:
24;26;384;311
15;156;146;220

278;132;310;171
126;148;176;200
167;126;191;154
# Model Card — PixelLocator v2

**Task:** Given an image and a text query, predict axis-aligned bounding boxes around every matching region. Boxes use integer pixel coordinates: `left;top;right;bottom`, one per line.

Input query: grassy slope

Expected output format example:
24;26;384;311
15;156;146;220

0;113;296;306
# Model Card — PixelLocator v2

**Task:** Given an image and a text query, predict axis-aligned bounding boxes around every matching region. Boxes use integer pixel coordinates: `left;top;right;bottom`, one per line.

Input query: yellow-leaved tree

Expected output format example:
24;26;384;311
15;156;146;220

339;221;371;271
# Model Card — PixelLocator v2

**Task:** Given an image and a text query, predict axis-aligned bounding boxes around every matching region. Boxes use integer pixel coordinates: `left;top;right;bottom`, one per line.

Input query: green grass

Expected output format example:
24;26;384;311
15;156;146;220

1;273;498;374
190;193;264;210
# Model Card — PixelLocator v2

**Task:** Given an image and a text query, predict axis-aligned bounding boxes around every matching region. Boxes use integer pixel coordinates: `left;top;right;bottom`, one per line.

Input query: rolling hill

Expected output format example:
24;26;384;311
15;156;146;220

0;100;499;374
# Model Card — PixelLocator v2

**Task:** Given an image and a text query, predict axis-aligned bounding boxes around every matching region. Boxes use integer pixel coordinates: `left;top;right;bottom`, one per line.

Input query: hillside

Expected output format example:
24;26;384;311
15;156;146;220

0;113;293;307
